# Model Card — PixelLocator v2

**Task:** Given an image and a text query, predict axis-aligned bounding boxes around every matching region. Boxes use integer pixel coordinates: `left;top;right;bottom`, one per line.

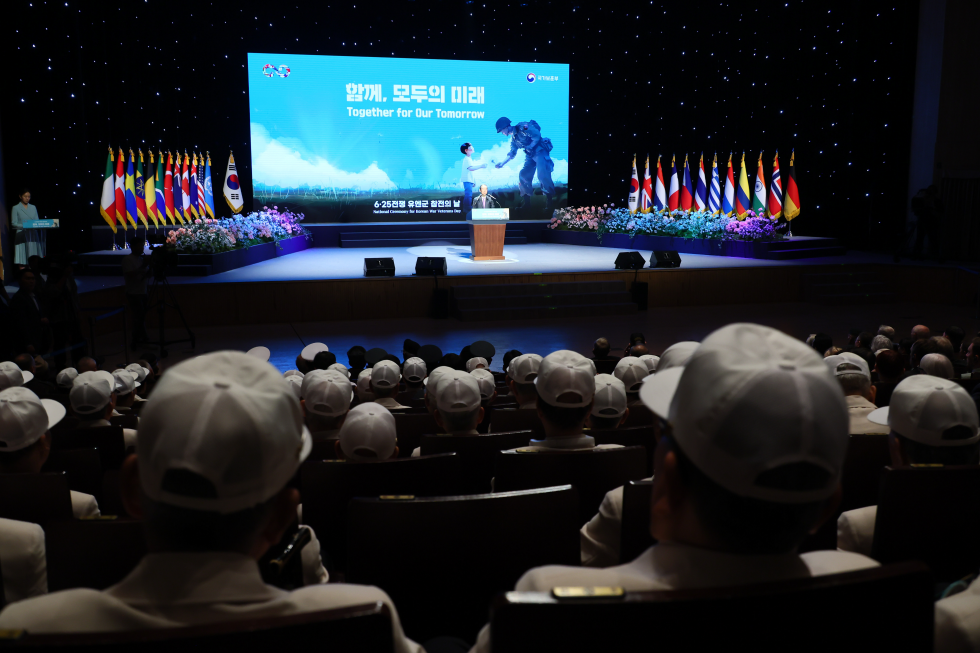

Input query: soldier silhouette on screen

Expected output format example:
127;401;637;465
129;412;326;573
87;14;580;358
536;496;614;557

495;117;556;212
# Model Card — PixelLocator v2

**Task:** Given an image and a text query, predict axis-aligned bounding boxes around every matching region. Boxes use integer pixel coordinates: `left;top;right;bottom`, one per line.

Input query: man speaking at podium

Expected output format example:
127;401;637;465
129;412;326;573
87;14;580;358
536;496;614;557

472;185;499;210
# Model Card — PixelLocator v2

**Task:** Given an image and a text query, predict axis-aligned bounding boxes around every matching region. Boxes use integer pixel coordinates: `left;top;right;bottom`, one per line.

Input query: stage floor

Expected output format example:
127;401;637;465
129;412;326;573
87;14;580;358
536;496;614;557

62;242;905;295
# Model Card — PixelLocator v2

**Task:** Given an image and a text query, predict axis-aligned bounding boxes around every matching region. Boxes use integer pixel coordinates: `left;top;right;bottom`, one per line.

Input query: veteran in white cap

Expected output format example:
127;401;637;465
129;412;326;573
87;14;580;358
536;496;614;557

411;372;484;457
301;370;353;443
370;360;407;410
337;402;399;461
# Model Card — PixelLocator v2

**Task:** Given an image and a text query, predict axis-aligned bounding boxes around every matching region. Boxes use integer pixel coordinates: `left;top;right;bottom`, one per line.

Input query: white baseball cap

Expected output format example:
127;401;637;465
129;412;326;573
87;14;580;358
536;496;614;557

920;353;954;379
657;342;699;372
613;356;649;392
304;370;353;417
466;357;489;372
403;357;427;383
339;402;396;461
300;342;329;362
0;362;32;390
70;371;115;415
638;355;660;373
640;323;848;504
507;353;543;384
535;350;595;408
435;372;482;413
327;363;351;379
824;354;871;380
355;369;375;401
246;346;271;362
137;351;311;514
283;369;304;378
55;367;78;389
284;374;303;399
593;373;628;418
470;368;496;399
868;375;980;447
125;363;150;384
0;387;66;452
423;366;454;389
371;360;401;389
112;369;140;395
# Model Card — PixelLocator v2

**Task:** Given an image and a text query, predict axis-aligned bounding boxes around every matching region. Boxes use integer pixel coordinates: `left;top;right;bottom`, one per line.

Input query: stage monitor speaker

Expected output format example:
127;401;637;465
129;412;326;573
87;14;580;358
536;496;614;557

415;257;447;276
614;251;646;270
364;257;395;277
652;250;682;269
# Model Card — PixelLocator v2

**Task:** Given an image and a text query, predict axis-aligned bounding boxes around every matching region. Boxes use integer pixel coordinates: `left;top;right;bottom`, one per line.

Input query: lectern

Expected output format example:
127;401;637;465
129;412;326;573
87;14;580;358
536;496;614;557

467;208;509;261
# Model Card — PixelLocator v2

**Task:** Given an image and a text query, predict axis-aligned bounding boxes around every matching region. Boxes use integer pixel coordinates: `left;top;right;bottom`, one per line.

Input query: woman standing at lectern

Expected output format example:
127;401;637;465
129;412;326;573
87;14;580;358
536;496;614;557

11;188;44;267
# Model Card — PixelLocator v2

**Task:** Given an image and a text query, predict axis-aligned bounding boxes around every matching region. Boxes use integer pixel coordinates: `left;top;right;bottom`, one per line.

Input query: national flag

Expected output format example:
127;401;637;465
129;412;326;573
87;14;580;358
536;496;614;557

164;151;176;224
627;155;640;214
180;151;191;218
173;152;186;225
752;151;767;215
680;155;694;212
640;155;653;213
203;152;216;219
196;153;206;218
667;155;679;211
144;150;159;227
154;150;166;225
99;147;117;232
693;154;708;212
135;150;149;228
114;147;128;231
768;151;783;219
223;151;244;214
708;153;722;215
188;153;200;219
722;153;736;217
784;150;801;220
736;153;751;219
653;155;667;211
124;149;139;228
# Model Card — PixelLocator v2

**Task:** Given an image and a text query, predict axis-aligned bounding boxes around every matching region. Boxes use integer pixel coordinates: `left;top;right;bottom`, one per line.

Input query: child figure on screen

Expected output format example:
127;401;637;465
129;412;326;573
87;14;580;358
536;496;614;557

460;143;487;219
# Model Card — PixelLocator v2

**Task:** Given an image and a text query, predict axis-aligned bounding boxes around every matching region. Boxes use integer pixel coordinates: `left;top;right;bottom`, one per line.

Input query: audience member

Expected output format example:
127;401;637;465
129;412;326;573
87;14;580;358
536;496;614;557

501;349;522;373
870;335;894;354
470;341;496;369
337;402;399;461
656;341;699;372
873;350;904;407
845;328;861;349
54;367;77;389
355;369;375;403
921;353;955;379
401;357;427;401
811;333;833;356
125;363;152;401
824;346;844;357
465;357;488;372
301;370;353;443
944;326;965;360
12;354;53;400
76;357;98;374
612;357;648;406
637;354;659;373
0;516;47;603
591;338;618;362
838;376;980;557
504;354;541;410
628;342;650;357
965;338;980;377
417;344;443;375
422;366;455;418
586;374;628;430
412;372;483;456
111;369;141;414
11;269;49;356
297;343;329;375
0;361;32;392
911;324;931;340
284;375;303;399
312;350;337;371
327;362;350;378
854;331;874;350
347;345;367;375
370;360;407;409
0;352;419;651
472;323;875;653
402;339;420;363
72;371;137;450
877;325;896;341
470;369;497;406
824;354;884;434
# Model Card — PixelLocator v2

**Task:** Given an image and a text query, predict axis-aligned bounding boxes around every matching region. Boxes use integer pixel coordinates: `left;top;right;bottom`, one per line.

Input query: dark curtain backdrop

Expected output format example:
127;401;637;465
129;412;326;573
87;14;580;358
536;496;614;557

2;1;918;252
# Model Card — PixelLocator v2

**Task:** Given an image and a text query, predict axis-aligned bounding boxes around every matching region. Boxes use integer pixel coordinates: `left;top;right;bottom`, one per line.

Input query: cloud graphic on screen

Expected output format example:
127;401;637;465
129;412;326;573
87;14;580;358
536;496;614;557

440;139;568;189
250;123;397;191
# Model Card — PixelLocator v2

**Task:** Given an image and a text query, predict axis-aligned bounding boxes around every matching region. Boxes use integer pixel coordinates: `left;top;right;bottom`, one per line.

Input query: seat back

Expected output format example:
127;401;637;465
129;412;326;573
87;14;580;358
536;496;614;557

590;426;656;475
494;446;648;525
300;454;461;572
489;408;544;439
489;561;933;652
622;403;654;427
392;412;441;458
419;431;533;494
41;448;104;501
594;359;618;375
347;486;580;643
308;438;340;462
873;465;980;580
0;473;73;524
7;603;394;652
53;427;126;470
620;479;656;564
44;519;147;591
109;414;139;430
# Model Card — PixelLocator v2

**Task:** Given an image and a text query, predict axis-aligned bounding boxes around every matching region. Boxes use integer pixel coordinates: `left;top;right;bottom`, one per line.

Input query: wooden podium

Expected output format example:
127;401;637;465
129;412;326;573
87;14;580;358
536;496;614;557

467;209;509;261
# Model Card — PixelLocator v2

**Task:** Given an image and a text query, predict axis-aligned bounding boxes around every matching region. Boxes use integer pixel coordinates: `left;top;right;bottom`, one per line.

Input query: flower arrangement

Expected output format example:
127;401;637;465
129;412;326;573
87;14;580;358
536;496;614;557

549;205;785;242
165;206;310;254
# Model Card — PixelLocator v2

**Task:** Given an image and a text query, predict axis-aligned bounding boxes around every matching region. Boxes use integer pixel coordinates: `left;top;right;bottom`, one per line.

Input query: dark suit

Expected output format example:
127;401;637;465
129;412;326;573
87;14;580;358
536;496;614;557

10;289;49;353
472;195;496;209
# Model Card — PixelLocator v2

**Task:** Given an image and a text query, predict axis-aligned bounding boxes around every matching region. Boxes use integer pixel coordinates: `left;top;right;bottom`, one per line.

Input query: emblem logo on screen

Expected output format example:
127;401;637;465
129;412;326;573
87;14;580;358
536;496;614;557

262;64;291;78
526;73;536;83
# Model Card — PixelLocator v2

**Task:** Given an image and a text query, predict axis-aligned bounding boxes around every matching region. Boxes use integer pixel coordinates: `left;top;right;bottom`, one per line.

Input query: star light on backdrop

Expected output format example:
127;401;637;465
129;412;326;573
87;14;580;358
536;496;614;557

5;1;916;251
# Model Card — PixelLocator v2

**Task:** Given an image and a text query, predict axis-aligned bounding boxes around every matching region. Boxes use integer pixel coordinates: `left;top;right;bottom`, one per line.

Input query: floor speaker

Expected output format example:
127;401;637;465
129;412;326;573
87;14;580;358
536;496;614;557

416;257;448;276
364;257;395;277
652;250;682;269
614;251;646;270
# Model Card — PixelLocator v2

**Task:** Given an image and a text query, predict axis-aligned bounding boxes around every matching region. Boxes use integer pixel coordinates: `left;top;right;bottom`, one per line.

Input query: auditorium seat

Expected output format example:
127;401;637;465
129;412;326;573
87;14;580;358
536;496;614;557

419;431;533;493
6;603;395;652
308;438;340;462
872;465;980;581
41;448;104;502
489;561;933;652
109;414;139;430
493;446;648;525
346;485;580;642
0;473;73;524
49;414;79;438
622;403;655;427
593;359;618;375
99;470;129;519
590;426;657;475
300;454;461;573
53;427;126;471
488;408;544;439
620;479;655;564
44;519;147;591
392;412;441;458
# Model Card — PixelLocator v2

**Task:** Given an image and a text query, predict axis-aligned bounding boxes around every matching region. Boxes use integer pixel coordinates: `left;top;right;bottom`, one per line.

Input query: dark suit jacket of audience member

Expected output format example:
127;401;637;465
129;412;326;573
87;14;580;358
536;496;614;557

10;288;50;353
0;293;26;359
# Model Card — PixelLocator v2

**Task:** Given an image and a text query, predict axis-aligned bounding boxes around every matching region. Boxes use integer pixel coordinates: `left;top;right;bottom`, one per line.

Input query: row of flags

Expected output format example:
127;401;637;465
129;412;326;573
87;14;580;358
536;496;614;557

99;148;244;233
628;151;801;220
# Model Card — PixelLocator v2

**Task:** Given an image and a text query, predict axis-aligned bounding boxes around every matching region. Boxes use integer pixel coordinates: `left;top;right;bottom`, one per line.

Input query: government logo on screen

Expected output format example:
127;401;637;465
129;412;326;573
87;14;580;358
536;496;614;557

262;64;291;78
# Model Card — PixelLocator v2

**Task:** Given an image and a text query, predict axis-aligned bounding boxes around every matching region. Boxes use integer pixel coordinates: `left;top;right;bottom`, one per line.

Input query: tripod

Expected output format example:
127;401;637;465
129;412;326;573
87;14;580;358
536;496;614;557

147;270;196;358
